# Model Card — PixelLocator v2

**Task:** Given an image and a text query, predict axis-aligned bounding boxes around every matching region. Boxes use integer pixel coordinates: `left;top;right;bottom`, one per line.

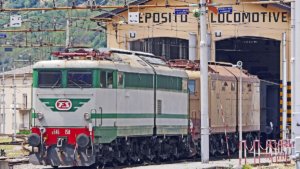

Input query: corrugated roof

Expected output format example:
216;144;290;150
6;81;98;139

3;65;33;75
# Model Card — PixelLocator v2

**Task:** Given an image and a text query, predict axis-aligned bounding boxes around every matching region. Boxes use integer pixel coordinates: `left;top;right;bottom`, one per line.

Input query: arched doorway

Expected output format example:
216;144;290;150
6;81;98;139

215;36;281;139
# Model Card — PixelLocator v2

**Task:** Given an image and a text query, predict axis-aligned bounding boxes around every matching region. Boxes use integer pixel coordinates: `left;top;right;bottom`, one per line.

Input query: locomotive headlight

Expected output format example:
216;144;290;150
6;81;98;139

76;134;90;148
37;112;44;120
28;133;41;147
84;113;91;120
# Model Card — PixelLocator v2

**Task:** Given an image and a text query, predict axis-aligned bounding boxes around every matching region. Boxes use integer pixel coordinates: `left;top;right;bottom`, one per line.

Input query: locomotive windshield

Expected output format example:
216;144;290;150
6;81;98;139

38;71;62;88
67;70;92;88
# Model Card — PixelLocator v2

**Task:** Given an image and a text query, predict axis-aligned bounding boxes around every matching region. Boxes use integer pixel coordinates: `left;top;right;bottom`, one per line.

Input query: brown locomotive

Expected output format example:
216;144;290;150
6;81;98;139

169;60;260;155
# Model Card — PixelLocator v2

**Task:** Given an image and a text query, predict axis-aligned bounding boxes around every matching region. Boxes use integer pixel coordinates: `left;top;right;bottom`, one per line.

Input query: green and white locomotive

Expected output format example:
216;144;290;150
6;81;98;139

28;49;192;168
28;48;261;168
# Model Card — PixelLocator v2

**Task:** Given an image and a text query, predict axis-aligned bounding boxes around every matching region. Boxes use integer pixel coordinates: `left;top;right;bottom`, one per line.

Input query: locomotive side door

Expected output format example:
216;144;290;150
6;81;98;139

93;70;118;143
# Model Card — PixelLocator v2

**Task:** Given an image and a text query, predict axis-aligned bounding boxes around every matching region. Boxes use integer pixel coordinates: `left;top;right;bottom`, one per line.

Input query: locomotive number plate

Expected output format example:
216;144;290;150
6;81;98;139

52;129;60;135
65;129;71;135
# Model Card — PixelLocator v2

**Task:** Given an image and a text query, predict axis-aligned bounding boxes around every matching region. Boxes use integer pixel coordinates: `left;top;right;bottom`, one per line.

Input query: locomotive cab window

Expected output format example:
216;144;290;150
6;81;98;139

67;70;92;88
38;70;62;88
100;71;114;88
118;72;124;88
188;80;196;95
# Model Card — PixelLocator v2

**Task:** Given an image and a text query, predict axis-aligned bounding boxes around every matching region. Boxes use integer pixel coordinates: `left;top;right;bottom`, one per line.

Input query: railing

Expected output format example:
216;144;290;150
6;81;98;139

239;139;293;165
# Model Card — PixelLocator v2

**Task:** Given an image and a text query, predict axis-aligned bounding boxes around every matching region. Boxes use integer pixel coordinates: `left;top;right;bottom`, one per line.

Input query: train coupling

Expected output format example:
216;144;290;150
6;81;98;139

57;138;66;148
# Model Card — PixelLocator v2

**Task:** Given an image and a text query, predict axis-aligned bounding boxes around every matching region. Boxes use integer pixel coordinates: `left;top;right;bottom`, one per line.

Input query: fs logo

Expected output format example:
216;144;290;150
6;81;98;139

55;99;72;111
40;98;90;112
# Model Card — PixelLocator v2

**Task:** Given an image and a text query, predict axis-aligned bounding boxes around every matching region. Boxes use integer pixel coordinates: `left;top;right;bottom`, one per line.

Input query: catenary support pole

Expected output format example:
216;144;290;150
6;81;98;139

199;0;209;163
291;0;295;133
282;32;287;140
292;0;300;140
2;67;4;134
239;63;243;160
66;18;70;48
292;3;300;169
292;1;300;167
291;0;296;145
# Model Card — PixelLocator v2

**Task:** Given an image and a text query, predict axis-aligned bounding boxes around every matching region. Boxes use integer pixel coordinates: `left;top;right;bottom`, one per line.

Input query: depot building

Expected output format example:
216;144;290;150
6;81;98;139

96;0;291;137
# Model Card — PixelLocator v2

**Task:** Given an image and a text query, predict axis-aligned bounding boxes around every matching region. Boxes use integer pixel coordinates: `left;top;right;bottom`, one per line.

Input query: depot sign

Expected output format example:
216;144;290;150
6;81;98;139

211;12;288;23
128;10;288;24
138;12;188;23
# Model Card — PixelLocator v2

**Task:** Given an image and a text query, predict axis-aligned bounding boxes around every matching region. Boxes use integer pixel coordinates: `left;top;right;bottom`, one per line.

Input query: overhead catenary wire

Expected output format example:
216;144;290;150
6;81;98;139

0;1;292;12
0;29;66;33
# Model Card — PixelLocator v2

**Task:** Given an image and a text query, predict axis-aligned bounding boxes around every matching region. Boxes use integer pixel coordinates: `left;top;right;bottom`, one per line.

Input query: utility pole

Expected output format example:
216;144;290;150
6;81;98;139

292;0;300;140
291;0;295;120
199;0;209;163
292;2;300;169
282;32;287;140
1;67;5;134
66;18;70;48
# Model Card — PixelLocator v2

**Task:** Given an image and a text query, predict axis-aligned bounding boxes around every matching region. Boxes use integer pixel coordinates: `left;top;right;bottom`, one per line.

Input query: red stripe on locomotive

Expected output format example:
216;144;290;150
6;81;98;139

31;127;94;146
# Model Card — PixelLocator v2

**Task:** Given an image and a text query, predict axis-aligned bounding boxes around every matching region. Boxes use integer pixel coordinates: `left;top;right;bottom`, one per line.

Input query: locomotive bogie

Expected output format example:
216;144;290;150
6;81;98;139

29;144;96;167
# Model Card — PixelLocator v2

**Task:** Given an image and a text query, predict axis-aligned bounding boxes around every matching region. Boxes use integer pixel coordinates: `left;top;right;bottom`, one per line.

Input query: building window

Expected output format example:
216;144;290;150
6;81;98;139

23;93;27;109
130;37;189;60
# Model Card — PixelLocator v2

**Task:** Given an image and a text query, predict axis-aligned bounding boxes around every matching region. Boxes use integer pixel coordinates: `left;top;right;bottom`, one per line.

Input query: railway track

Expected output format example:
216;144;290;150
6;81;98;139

0;153;237;169
0;152;293;169
0;136;240;169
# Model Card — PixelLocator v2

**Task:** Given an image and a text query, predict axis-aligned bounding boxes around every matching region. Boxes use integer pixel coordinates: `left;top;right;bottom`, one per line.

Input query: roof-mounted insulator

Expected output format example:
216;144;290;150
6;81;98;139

51;49;111;60
168;59;199;70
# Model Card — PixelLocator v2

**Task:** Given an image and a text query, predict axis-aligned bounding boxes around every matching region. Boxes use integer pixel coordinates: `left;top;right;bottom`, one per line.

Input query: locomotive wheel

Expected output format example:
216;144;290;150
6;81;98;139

217;135;225;155
209;137;217;156
245;133;254;151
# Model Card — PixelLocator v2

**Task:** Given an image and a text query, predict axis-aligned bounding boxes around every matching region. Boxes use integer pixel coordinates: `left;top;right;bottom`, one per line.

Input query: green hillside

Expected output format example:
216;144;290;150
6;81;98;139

0;0;128;70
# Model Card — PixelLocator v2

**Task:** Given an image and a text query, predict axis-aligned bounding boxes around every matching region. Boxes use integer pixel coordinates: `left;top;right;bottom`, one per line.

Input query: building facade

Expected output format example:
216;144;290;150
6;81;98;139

0;66;32;134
